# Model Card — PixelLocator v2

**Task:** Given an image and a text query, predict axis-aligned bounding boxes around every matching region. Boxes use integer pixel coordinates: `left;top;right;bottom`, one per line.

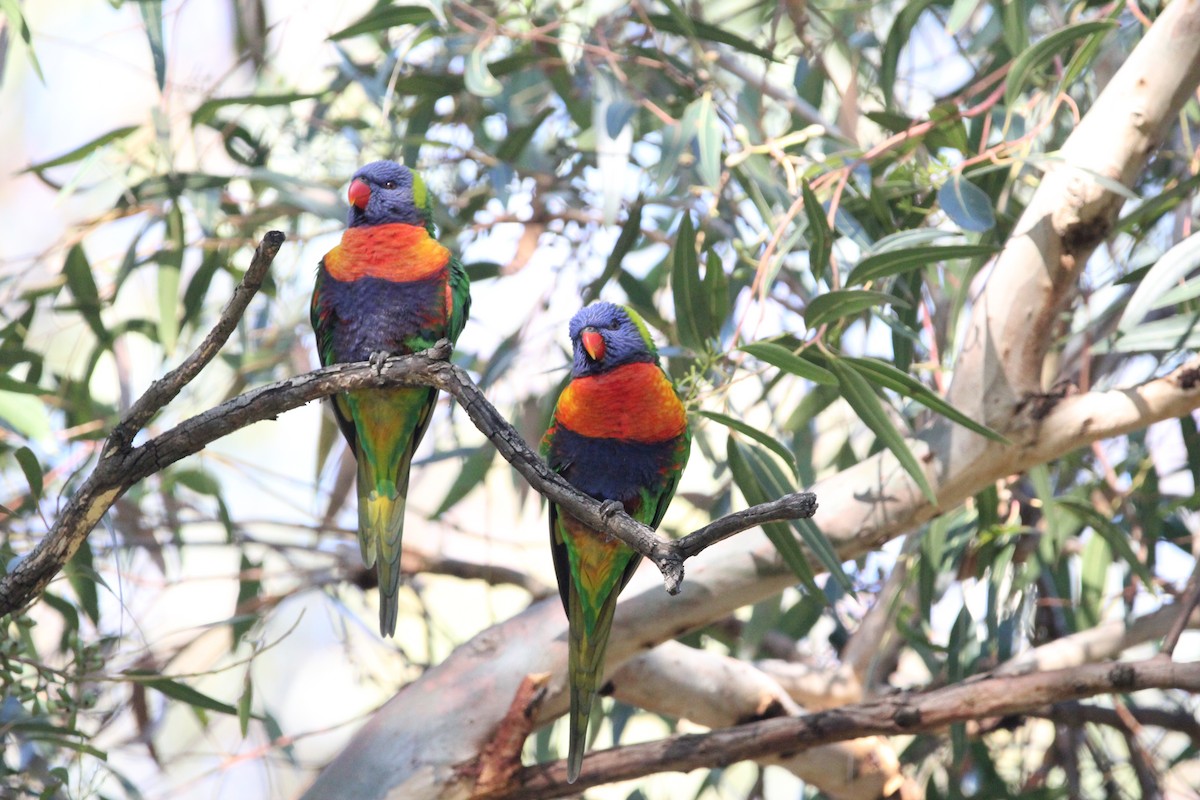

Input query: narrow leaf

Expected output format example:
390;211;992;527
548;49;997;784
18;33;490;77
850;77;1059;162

23;125;141;174
644;13;774;60
739;341;837;385
804;289;910;329
132;675;239;716
328;4;436;40
845;357;1006;442
727;436;817;591
1056;498;1155;589
584;198;644;301
192;92;320;127
1005;20;1116;106
699;411;797;475
62;245;110;344
433;445;496;516
800;179;831;279
694;93;722;188
14;446;41;501
139;0;167;91
829;360;937;504
671;212;706;349
1117;232;1200;334
846;244;997;287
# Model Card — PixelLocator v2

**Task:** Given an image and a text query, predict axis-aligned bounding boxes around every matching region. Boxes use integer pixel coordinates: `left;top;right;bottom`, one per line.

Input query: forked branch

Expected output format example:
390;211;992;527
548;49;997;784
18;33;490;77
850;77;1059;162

0;231;816;616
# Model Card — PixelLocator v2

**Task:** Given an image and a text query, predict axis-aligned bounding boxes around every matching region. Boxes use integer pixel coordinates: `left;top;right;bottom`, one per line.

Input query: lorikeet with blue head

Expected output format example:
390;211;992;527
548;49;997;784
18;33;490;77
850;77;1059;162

310;161;470;637
541;302;691;781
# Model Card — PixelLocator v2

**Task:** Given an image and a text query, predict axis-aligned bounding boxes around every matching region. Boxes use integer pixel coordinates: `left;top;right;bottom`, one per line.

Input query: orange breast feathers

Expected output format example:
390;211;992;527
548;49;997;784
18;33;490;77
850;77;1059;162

555;362;687;443
323;223;450;282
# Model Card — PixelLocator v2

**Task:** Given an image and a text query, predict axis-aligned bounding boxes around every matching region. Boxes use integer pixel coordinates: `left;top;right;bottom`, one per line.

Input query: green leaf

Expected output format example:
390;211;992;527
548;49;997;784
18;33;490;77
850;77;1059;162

1117;232;1200;334
728;436;852;592
1005;20;1117;107
938;175;996;232
65;541;101;626
238;672;253;738
702;245;729;338
159;206;184;355
465;46;502;98
433;445;496;517
192;92;321;127
739;342;837;386
846;244;998;287
328;4;436;40
880;0;937;107
1077;523;1111;628
804;289;910;329
671;212;708;349
0;390;52;442
644;13;774;60
844;357;1007;442
584;198;644;302
130;674;239;716
699;411;796;475
0;0;45;83
945;0;984;35
139;0;167;91
1116;173;1200;235
1056;498;1155;589
181;247;226;330
23;125;141;174
232;554;261;650
828;359;937;504
800;179;832;279
496;106;553;162
14;446;42;501
726;436;817;592
694;93;722;188
1095;313;1200;354
62;245;111;345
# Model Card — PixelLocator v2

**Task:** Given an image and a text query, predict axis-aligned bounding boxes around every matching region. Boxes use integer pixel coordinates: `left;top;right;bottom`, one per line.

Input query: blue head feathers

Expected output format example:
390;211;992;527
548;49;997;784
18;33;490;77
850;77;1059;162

346;160;433;229
568;302;658;377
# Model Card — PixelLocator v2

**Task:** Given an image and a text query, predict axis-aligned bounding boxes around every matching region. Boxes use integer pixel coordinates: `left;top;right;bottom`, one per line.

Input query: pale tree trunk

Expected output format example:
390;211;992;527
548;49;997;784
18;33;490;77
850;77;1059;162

301;3;1200;798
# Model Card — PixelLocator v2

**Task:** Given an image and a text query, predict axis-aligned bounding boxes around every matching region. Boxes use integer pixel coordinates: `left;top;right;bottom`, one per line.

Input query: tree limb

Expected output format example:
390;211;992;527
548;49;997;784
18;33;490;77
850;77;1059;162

0;262;817;616
484;659;1200;799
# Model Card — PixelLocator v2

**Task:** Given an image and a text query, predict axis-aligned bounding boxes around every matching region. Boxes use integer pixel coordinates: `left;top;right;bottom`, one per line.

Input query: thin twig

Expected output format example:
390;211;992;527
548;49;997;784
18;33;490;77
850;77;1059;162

1161;557;1200;657
107;231;285;452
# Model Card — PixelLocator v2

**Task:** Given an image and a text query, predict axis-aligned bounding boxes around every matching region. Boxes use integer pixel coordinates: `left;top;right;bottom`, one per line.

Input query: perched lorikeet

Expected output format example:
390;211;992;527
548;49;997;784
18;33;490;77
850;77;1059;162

310;161;470;637
541;302;691;782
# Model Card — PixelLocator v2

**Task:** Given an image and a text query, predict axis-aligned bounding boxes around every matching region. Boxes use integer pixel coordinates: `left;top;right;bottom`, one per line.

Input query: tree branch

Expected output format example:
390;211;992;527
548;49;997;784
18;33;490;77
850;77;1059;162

485;659;1200;799
0;249;817;615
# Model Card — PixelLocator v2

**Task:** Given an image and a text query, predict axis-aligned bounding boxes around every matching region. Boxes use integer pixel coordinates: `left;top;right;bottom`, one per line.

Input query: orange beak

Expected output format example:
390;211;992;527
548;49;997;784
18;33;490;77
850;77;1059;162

348;178;371;209
581;329;605;361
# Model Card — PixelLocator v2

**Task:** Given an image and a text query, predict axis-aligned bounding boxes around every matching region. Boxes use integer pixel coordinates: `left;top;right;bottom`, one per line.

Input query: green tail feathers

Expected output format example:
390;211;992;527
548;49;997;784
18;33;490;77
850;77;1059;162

565;583;622;783
356;455;411;638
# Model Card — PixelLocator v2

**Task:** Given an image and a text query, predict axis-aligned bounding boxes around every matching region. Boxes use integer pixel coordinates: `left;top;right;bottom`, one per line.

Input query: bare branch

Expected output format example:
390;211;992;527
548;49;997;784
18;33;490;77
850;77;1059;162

485;659;1200;799
608;641;913;800
108;230;285;452
0;286;817;616
1161;557;1200;657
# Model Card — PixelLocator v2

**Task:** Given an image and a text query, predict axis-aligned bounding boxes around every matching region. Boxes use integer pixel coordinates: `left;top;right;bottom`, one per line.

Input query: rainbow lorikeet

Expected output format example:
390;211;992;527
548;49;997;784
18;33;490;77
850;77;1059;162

310;161;470;637
540;302;691;781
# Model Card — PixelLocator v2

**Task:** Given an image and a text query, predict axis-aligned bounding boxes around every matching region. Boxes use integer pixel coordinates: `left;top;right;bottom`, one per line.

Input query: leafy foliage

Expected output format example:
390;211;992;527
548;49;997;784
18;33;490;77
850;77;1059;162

1;0;1198;797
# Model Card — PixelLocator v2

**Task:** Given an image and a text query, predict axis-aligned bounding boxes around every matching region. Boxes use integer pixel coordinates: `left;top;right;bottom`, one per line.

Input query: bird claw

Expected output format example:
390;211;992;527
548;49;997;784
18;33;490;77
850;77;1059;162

599;500;624;519
369;351;391;375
